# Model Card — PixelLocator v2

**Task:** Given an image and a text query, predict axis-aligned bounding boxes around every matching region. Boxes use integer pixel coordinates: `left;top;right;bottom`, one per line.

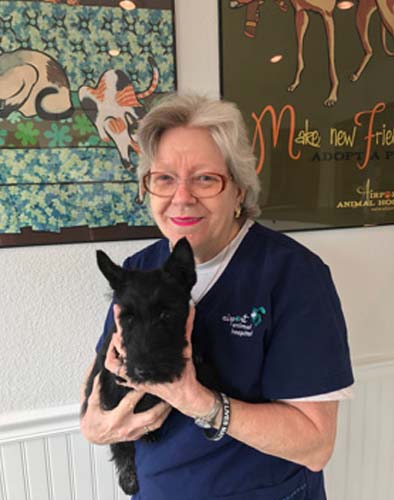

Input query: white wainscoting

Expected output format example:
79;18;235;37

324;358;394;500
0;360;393;500
0;407;129;500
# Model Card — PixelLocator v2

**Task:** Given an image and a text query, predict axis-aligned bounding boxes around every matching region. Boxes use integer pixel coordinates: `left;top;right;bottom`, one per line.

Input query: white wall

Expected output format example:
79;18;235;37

0;0;393;415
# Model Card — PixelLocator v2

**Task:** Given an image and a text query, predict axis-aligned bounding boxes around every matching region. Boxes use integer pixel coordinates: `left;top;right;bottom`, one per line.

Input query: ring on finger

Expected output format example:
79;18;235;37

144;425;150;434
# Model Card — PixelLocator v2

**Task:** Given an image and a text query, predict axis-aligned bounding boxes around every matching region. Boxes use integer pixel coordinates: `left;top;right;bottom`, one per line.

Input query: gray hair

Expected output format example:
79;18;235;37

136;93;261;218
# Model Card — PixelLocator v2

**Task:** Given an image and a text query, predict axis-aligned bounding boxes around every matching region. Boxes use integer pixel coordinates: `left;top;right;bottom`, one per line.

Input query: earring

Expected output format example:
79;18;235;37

234;206;242;219
135;186;145;205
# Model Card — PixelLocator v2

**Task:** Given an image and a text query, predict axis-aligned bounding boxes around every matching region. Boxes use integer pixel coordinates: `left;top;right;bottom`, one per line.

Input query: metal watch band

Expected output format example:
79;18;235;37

194;391;221;429
203;392;231;441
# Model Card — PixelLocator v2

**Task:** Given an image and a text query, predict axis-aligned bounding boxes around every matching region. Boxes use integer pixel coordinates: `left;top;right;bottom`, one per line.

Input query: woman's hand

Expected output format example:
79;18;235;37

80;373;172;444
107;303;216;420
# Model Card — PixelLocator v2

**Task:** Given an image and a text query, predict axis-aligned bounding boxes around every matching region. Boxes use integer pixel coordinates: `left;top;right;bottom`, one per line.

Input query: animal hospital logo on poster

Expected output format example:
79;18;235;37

336;180;394;212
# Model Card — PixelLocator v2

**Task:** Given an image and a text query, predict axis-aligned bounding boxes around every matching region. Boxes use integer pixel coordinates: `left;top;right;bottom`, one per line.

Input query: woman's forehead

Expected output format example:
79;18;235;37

153;126;227;170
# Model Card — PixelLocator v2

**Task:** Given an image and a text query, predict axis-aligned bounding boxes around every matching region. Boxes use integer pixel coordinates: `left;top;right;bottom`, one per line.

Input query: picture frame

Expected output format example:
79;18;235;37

219;0;394;231
0;0;175;247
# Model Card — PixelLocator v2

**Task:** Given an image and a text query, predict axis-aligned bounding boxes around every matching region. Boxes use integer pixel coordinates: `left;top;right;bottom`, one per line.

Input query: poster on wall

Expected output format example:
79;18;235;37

220;0;394;231
0;0;175;247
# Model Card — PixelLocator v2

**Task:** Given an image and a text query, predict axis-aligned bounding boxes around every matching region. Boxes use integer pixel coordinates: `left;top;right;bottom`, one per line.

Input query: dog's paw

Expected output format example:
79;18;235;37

324;97;337;107
119;471;139;496
287;83;298;93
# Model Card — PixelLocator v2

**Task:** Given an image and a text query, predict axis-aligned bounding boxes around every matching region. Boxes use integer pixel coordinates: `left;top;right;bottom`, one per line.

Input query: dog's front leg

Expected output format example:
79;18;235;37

110;442;139;495
100;372;140;495
288;8;309;93
322;12;338;106
351;0;376;81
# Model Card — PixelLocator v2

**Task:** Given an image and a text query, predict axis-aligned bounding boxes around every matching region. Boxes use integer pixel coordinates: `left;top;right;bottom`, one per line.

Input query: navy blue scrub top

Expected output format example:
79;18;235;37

96;222;354;500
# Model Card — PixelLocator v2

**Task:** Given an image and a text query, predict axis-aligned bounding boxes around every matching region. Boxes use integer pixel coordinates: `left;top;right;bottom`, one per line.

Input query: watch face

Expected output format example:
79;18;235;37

194;418;213;429
194;394;221;429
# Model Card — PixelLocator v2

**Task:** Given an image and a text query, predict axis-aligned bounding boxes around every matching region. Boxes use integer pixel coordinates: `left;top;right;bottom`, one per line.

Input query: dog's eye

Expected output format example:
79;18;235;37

126;314;134;324
120;313;134;325
160;311;171;321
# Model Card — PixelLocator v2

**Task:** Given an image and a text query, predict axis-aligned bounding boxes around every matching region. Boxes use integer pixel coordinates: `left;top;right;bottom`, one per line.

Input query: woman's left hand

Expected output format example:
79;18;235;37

106;304;215;419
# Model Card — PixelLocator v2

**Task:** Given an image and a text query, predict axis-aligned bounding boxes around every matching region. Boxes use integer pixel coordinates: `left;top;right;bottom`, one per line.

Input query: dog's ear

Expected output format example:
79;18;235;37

96;250;125;290
164;237;196;291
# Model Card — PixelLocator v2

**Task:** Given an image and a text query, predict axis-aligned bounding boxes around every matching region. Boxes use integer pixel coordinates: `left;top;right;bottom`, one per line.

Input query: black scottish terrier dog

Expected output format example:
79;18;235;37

81;238;201;495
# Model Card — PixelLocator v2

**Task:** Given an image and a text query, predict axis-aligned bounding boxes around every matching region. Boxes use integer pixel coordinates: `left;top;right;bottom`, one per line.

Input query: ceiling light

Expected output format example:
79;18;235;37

119;1;136;10
337;1;354;9
270;55;283;63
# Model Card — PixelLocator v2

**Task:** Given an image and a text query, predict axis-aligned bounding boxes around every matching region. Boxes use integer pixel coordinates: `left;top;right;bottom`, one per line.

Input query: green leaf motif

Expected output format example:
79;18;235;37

72;114;95;136
15;122;40;146
0;128;8;146
44;124;72;147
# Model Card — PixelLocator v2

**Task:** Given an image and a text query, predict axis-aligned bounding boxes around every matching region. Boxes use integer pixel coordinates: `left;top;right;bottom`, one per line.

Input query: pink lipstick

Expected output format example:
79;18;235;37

170;217;202;227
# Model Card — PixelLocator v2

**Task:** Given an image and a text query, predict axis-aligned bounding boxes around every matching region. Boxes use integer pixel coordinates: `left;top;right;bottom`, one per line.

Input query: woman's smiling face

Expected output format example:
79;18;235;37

148;126;245;263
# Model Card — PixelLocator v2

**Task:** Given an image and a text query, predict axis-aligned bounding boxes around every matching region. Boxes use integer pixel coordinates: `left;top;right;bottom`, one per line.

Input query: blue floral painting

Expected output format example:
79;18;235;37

0;0;175;245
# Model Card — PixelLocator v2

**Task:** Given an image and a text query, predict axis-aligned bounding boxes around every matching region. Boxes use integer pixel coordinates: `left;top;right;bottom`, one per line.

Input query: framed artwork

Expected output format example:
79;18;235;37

0;0;175;247
220;0;394;231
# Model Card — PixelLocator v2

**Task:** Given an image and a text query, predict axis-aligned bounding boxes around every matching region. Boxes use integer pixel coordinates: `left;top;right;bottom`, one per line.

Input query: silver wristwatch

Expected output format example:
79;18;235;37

194;392;221;429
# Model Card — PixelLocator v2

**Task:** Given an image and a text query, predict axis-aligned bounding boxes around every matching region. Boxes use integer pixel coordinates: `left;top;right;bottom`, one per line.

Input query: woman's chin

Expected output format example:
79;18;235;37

164;218;205;238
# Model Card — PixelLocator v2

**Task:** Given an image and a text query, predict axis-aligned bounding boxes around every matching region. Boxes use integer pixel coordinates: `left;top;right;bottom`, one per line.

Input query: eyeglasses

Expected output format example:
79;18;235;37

142;172;232;198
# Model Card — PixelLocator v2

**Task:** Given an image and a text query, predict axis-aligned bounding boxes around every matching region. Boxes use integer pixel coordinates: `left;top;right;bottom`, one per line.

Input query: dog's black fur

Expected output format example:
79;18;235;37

81;238;217;495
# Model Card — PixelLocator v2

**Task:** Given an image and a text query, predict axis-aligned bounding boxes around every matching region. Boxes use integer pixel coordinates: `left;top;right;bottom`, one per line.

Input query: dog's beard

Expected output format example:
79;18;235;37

125;356;187;384
117;301;190;384
122;330;188;383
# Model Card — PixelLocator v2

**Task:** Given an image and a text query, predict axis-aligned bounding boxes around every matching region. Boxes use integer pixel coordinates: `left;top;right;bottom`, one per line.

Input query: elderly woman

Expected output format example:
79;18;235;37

81;94;353;500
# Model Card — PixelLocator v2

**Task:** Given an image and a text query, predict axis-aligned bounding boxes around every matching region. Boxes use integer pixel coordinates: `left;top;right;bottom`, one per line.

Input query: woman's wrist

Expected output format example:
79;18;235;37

181;384;217;419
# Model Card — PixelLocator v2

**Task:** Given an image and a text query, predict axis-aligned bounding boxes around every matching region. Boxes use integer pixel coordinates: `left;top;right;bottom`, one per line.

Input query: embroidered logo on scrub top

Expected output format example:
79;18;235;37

222;306;266;337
